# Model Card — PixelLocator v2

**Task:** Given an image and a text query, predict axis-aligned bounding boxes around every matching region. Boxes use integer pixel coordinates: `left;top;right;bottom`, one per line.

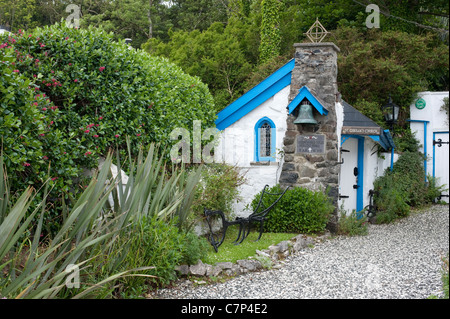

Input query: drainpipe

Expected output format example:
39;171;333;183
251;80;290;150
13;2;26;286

390;146;395;171
407;120;430;182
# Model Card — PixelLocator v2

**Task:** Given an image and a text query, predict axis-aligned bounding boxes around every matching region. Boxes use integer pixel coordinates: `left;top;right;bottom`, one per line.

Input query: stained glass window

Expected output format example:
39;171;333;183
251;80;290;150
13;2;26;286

260;122;271;158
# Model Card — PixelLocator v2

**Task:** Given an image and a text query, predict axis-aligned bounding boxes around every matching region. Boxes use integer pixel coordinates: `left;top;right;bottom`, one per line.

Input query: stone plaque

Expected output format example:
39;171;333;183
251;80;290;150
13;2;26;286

296;134;325;154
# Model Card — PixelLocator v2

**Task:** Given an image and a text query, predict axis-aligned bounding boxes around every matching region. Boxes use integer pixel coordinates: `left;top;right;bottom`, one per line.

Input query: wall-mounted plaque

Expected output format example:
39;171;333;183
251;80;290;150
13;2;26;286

341;126;381;136
296;134;326;154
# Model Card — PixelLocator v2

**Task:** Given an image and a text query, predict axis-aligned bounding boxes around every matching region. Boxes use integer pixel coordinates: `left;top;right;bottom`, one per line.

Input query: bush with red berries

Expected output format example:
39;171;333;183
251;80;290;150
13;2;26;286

1;24;216;233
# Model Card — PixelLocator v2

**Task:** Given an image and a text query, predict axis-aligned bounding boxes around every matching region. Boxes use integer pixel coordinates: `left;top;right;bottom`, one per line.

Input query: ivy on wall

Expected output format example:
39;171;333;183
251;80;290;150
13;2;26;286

259;0;283;63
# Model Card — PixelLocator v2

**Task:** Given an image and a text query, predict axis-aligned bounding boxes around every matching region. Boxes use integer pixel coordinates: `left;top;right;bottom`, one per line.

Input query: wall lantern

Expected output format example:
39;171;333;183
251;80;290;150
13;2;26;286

294;100;318;125
382;95;400;130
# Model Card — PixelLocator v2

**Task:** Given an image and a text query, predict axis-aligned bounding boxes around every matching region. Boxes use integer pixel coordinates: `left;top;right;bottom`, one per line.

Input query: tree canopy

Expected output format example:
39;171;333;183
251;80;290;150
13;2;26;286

1;0;449;130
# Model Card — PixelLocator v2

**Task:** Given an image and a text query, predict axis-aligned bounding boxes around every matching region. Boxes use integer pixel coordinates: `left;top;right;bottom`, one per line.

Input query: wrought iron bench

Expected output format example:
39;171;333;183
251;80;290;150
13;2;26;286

204;185;291;252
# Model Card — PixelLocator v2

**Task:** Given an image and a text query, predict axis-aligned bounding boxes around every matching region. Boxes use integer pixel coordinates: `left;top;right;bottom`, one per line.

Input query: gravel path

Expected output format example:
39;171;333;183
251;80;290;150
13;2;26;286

156;205;449;299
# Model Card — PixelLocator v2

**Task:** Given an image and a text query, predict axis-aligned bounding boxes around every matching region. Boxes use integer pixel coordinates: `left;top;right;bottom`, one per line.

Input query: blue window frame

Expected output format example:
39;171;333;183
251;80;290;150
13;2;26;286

255;117;276;162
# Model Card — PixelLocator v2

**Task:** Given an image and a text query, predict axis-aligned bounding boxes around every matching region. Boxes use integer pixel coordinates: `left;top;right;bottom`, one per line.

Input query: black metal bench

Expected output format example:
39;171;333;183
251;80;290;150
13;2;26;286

204;185;291;252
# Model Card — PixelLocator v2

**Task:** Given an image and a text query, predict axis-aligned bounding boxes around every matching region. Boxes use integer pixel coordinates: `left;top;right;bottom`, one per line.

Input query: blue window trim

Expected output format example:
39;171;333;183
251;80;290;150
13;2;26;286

255;117;276;162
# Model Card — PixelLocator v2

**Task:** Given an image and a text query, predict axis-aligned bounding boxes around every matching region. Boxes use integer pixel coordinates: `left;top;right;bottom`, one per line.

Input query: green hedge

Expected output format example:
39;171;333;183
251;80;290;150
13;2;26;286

250;185;334;234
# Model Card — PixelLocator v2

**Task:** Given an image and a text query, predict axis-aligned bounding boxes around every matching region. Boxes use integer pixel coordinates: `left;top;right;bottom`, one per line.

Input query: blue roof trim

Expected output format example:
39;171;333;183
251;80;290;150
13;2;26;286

287;86;329;116
216;59;295;130
381;129;395;149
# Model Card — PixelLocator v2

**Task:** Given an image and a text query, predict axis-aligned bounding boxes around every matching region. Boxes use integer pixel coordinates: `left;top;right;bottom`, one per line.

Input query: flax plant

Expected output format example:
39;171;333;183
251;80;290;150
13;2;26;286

0;142;202;298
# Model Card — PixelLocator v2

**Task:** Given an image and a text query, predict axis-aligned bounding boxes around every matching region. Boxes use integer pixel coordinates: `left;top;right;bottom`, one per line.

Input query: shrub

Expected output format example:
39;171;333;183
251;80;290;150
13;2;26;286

0;145;203;298
338;209;368;236
191;163;245;220
373;150;442;223
250;185;334;234
179;230;210;265
112;216;186;290
1;23;216;233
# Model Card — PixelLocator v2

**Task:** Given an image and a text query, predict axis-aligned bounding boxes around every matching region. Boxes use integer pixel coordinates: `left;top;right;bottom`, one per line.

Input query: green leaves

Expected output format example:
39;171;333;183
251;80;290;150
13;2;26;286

250;185;334;234
1;22;216;235
0;141;202;298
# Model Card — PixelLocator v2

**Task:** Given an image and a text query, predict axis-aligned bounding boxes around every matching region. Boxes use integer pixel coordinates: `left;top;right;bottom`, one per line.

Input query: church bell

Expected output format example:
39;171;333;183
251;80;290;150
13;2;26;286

294;100;318;125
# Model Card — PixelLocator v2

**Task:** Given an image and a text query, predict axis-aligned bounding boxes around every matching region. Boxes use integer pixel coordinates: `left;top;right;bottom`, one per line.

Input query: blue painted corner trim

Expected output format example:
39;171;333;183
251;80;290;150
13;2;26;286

216;59;295;131
287;86;329;116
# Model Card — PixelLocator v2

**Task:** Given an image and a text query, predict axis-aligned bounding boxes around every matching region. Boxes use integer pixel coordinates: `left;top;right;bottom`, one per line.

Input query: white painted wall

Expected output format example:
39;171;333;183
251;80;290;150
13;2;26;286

410;91;449;202
215;86;290;217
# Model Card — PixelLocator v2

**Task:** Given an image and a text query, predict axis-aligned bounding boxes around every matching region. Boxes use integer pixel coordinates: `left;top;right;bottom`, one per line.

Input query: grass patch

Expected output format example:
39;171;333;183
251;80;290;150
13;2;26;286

202;226;297;265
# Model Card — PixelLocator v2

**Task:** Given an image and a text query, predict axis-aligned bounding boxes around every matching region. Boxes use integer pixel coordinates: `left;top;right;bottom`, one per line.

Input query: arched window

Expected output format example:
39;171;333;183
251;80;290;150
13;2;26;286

255;117;276;162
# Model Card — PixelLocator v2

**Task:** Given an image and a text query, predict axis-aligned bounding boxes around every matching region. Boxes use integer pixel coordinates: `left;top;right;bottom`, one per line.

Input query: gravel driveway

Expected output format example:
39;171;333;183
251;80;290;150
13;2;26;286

156;205;449;299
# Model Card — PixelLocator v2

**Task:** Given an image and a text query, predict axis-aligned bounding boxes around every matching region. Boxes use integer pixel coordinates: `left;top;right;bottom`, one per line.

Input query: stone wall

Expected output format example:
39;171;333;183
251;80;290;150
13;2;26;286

279;42;341;232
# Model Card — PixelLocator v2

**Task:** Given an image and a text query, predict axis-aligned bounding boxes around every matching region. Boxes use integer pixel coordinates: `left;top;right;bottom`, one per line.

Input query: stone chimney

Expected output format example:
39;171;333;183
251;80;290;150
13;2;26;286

279;42;341;232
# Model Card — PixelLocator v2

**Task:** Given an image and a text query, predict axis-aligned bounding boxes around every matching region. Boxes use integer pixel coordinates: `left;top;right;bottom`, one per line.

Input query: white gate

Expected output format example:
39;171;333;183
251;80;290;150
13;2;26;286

433;132;449;203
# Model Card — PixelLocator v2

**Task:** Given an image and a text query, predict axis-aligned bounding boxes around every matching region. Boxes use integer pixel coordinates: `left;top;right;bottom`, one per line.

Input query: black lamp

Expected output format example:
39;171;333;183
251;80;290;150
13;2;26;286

382;95;400;130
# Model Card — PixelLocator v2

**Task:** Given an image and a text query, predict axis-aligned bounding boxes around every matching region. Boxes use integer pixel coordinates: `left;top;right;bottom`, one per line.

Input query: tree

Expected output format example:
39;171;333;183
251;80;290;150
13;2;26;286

335;26;449;129
0;0;36;31
144;21;253;110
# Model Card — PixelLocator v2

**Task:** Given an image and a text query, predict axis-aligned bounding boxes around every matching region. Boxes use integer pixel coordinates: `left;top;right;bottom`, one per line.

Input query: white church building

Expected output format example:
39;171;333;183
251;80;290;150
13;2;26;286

212;39;447;229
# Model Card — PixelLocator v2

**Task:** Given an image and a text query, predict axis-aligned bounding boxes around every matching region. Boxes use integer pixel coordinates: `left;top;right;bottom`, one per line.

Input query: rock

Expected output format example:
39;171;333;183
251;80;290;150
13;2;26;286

190;260;207;276
278;241;290;253
225;264;242;276
237;260;262;272
293;238;306;252
268;245;280;255
256;249;271;258
216;262;233;270
206;265;222;277
175;265;190;276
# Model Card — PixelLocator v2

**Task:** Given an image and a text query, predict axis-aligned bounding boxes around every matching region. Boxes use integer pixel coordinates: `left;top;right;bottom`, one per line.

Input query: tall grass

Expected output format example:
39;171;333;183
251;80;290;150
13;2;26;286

0;143;202;298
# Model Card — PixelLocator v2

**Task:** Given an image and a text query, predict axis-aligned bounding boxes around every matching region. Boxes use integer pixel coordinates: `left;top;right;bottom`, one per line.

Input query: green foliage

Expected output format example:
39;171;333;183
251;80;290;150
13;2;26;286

191;163;245;220
180;230;210;265
259;0;282;63
1;23;216;233
338;209;368;236
373;150;443;224
336;26;449;126
112;215;186;289
0;0;37;31
0;144;204;298
144;21;253;111
250;185;334;234
0;153;153;299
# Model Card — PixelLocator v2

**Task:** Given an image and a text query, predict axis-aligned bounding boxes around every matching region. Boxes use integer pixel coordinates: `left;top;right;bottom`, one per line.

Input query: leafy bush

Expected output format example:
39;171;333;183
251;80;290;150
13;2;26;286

250;185;334;234
1;23;216;233
191;163;245;220
338;209;368;236
112;216;186;290
0;144;203;298
179;230;210;266
373;150;442;223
